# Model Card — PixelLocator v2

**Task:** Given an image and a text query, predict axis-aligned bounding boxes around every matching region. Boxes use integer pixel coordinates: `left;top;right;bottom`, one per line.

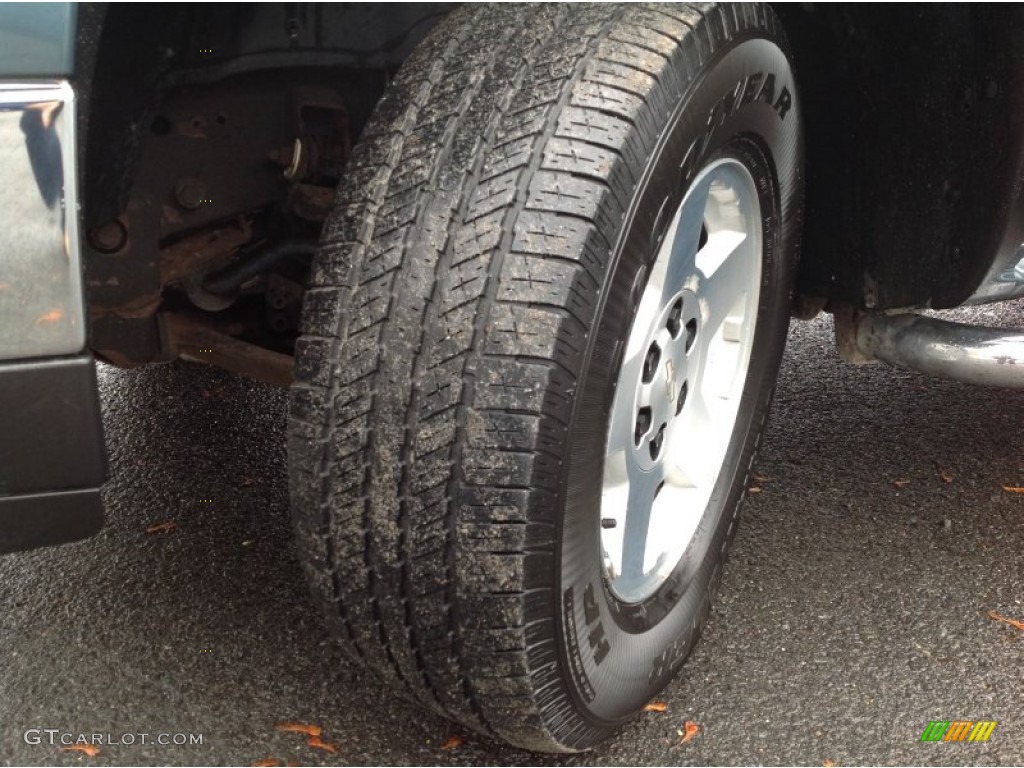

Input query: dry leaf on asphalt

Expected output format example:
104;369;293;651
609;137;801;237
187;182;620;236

1001;485;1024;493
201;383;228;399
59;744;100;757
35;308;64;325
145;521;178;534
275;723;322;737
752;472;771;483
643;701;668;713
677;720;699;745
306;735;338;753
939;470;954;483
891;478;911;489
440;735;464;750
988;611;1024;631
251;760;281;767
823;761;836;767
748;486;763;494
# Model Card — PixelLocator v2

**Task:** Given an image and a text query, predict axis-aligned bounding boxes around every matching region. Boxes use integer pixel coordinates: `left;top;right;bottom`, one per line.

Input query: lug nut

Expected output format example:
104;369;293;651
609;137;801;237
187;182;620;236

634;406;652;445
666;299;683;337
642;343;661;383
675;381;688;416
649;424;666;460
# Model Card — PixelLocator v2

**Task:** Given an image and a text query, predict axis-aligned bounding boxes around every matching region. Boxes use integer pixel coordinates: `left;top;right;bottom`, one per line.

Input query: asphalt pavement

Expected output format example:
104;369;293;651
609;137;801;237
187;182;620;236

1;302;1022;767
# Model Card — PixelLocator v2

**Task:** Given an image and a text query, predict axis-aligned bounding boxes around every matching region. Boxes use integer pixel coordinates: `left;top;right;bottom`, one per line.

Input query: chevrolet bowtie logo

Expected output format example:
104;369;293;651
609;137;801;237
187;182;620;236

664;360;676;402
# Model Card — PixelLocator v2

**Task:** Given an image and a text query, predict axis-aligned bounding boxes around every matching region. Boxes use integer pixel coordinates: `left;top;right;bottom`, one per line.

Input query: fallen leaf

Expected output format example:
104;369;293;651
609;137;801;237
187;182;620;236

306;735;337;754
240;477;259;487
251;760;281;767
988;610;1024;631
146;521;178;534
241;539;255;547
60;744;100;757
677;720;699;745
276;723;322;737
823;761;836;767
748;486;763;494
939;470;954;483
752;472;771;483
1001;485;1024;493
891;478;911;489
202;383;228;399
440;735;463;750
35;308;64;325
643;701;668;713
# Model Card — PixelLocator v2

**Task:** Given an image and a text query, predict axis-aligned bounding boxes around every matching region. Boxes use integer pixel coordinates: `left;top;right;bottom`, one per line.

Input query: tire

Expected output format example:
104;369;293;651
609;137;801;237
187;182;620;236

289;2;802;753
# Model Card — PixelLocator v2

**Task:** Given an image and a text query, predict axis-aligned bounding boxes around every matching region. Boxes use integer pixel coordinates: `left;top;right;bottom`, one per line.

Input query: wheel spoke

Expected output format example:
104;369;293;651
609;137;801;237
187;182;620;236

696;230;753;339
625;282;663;363
606;389;637;464
660;176;714;307
619;464;663;580
663;390;715;489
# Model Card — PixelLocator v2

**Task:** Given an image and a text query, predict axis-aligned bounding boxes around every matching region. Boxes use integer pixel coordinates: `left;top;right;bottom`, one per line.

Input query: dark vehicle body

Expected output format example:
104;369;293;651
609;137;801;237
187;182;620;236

2;2;1023;752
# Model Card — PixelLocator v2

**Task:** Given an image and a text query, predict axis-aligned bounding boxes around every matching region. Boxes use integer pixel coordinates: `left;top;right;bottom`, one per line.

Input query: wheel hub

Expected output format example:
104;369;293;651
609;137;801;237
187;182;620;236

601;158;763;604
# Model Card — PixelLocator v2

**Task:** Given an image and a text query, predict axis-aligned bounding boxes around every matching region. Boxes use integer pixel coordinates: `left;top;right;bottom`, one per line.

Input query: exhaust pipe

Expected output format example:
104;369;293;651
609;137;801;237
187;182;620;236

856;313;1024;388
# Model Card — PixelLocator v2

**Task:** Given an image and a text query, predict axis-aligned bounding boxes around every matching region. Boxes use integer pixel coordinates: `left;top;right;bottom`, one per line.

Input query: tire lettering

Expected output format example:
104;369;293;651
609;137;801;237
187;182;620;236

588;621;611;665
651;194;674;251
650;633;690;686
562;587;597;702
713;80;744;129
755;73;776;107
708;73;793;139
681;73;790;189
583;582;600;624
773;85;792;120
583;583;610;666
680;132;710;186
740;72;764;106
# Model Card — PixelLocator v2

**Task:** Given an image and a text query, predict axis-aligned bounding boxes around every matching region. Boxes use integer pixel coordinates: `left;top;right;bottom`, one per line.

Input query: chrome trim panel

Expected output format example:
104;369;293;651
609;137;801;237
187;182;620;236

967;240;1024;305
856;313;1024;388
0;80;84;359
964;176;1024;305
0;4;76;77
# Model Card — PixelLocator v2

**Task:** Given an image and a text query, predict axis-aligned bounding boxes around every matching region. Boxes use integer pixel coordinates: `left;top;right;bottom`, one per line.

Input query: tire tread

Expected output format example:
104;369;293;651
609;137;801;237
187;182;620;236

290;2;781;751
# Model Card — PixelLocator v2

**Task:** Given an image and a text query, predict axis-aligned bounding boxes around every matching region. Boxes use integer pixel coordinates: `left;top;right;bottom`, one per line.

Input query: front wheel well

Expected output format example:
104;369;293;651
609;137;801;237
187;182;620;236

75;2;453;374
774;3;1024;311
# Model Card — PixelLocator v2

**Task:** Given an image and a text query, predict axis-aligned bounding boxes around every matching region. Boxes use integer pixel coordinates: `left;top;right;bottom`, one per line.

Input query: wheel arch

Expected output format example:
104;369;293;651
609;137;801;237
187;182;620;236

775;4;1024;310
70;3;454;369
74;2;454;230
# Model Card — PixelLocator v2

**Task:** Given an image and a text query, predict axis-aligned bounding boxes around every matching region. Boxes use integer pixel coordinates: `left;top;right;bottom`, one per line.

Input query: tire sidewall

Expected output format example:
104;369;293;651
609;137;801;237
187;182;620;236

556;35;802;729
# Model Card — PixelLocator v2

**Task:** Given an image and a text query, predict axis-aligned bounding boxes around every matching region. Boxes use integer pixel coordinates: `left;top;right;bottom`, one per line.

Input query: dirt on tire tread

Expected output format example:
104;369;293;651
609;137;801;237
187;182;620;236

289;2;772;751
